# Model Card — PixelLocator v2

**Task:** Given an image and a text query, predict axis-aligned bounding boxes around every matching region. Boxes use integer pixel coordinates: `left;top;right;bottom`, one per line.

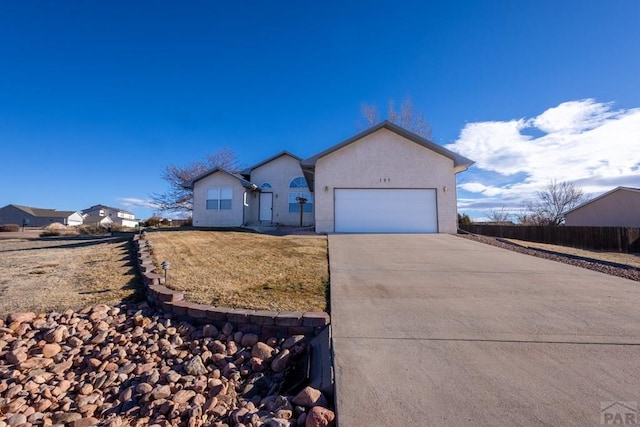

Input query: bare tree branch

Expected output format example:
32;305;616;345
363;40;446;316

151;147;240;213
487;206;511;223
360;103;380;127
519;180;585;225
359;96;433;139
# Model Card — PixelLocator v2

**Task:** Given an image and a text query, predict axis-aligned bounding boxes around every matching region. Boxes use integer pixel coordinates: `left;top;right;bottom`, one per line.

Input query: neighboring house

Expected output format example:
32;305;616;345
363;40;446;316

564;187;640;227
82;215;114;229
81;204;139;228
185;121;474;233
0;204;84;227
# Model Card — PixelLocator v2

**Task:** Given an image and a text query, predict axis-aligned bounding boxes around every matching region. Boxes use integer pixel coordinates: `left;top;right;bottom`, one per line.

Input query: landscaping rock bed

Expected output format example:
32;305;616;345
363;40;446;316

460;234;640;282
0;302;335;427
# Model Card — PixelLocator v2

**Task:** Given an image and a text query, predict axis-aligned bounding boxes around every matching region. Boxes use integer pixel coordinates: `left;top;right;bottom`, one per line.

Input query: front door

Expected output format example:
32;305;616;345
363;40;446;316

259;192;273;222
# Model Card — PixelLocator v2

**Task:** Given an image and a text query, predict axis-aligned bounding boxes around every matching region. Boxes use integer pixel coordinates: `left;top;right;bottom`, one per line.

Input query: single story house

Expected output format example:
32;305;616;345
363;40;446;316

81;204;139;228
0;204;84;227
564;186;640;227
185;121;474;233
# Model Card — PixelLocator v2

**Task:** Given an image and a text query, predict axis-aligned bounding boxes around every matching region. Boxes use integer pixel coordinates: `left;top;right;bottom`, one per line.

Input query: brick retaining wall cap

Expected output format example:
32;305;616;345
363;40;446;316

275;312;303;327
170;300;193;316
249;310;277;325
205;307;234;322
187;303;212;319
227;309;254;323
302;312;330;327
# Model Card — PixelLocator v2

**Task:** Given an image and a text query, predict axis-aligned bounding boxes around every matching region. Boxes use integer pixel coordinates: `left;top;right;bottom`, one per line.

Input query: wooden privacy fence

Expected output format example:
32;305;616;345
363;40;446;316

460;224;640;253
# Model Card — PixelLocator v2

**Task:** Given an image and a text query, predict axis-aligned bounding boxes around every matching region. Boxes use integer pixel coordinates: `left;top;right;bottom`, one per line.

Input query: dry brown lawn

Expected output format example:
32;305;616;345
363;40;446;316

504;238;640;268
0;237;140;318
148;231;328;312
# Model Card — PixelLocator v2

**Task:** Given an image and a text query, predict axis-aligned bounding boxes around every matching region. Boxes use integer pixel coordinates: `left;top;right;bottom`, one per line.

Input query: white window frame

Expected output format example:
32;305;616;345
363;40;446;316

206;187;233;210
288;177;313;213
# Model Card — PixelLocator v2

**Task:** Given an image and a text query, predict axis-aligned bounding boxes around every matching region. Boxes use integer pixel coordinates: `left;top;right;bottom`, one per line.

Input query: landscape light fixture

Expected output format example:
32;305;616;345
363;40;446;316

161;261;171;283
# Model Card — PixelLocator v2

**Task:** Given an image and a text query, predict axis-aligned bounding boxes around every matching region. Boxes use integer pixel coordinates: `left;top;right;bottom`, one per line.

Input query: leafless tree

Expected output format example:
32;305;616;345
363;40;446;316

360;97;432;139
151;147;240;212
521;180;585;225
486;206;511;223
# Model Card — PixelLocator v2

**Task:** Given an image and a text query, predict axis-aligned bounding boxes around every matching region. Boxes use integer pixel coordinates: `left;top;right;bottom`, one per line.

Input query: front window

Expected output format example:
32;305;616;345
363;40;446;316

288;177;313;212
206;187;233;210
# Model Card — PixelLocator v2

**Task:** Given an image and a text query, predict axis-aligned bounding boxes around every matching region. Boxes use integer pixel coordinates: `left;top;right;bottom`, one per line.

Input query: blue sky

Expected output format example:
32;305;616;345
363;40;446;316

1;1;639;220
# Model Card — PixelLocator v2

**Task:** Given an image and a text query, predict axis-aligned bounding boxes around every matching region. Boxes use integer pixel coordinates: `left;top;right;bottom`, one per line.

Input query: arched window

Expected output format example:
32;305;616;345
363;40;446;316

288;177;313;213
289;177;308;188
260;183;272;189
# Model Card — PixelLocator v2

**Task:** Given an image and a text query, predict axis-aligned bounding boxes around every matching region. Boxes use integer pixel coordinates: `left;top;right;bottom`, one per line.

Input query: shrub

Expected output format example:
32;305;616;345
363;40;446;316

144;216;163;227
0;224;20;232
77;225;106;236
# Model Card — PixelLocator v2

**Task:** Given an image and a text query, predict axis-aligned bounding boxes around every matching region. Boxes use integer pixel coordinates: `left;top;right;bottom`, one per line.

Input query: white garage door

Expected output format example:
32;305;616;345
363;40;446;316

334;189;438;233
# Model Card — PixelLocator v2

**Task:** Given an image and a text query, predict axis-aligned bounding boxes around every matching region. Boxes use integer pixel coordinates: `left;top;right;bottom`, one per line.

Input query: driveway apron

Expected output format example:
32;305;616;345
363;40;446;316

329;234;640;426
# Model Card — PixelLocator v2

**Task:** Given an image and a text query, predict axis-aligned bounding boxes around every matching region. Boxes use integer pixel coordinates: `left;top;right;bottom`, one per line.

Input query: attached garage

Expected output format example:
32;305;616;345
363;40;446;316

334;189;438;233
300;121;474;234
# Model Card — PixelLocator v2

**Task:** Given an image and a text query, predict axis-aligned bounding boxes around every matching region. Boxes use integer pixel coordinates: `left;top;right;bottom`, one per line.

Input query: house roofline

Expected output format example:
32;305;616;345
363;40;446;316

565;186;640;216
8;204;80;218
240;151;302;176
81;204;135;216
300;121;474;171
182;167;257;190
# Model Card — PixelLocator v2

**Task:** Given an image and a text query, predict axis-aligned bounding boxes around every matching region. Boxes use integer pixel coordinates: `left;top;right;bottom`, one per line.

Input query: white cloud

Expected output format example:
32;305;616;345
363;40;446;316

117;197;159;210
459;182;504;196
448;99;640;212
530;99;616;134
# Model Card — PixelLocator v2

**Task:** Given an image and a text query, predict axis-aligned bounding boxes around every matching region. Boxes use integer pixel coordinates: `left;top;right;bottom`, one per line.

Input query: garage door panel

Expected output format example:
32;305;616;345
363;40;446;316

334;189;438;233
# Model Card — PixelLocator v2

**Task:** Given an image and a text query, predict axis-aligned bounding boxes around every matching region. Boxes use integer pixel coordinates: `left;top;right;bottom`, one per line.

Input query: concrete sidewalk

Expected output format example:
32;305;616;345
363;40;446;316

329;234;640;426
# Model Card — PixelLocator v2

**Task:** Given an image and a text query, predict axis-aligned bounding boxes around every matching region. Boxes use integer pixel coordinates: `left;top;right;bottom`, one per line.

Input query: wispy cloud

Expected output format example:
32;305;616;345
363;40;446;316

117;197;159;210
447;99;640;214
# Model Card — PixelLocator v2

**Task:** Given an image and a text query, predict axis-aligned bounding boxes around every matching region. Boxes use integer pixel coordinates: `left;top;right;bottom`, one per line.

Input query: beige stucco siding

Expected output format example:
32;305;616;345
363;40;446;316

565;190;640;227
192;172;248;227
250;155;313;226
314;128;458;233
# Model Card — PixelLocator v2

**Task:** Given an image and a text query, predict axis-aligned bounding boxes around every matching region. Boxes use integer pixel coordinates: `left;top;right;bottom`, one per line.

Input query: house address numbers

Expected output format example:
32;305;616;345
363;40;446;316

379;178;391;182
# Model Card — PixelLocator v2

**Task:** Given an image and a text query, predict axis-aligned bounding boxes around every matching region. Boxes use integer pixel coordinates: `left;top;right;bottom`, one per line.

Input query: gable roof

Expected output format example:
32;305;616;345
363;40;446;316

300;121;474;191
182;167;257;190
240;151;302;176
565;186;640;216
8;204;78;218
82;204;135;215
301;121;474;171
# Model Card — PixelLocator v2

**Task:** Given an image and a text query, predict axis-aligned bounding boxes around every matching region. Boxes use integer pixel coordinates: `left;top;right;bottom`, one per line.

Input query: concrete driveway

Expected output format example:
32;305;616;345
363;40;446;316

329;234;640;426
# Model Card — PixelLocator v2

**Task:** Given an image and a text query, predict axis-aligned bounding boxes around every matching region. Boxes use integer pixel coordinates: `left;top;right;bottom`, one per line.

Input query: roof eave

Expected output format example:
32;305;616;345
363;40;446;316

301;121;474;169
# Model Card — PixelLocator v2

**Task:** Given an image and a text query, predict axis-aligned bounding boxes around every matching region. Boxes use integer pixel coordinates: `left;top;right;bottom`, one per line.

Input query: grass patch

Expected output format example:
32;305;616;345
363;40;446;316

148;231;329;312
0;238;140;317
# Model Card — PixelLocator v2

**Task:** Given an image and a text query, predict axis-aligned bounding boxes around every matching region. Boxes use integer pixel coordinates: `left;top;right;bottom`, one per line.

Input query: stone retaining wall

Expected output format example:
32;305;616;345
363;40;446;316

133;235;330;338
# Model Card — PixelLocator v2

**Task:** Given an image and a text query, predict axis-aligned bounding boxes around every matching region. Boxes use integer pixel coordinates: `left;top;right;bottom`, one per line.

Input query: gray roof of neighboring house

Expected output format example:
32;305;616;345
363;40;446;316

81;204;135;215
240;151;302;176
8;204;78;218
182;167;257;190
300;121;475;170
564;186;640;216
